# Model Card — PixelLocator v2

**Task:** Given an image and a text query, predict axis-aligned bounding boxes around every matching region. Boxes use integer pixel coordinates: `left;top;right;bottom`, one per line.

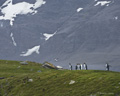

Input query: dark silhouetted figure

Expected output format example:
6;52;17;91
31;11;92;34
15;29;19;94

75;64;78;70
69;63;72;70
105;63;110;71
80;64;82;70
79;64;82;70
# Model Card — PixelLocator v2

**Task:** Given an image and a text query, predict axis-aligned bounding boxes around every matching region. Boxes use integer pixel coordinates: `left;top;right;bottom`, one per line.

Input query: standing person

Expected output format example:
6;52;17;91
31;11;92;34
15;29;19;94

79;64;81;70
105;63;110;71
75;64;78;70
69;63;72;70
84;63;88;70
77;64;80;70
80;64;83;70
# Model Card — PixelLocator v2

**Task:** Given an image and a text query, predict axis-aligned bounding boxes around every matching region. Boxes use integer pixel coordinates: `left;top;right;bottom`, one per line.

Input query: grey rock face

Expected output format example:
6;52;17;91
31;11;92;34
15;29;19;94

0;0;120;71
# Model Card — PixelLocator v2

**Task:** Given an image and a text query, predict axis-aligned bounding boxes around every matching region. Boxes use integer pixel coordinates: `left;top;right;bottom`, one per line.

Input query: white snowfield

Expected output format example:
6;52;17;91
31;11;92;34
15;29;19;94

94;1;111;6
0;0;46;26
20;45;40;56
77;8;83;12
10;33;17;46
43;32;56;41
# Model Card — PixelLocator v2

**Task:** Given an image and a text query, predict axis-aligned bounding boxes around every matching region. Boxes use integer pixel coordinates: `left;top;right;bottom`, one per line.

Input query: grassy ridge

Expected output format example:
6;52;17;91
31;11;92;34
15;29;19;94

0;60;120;96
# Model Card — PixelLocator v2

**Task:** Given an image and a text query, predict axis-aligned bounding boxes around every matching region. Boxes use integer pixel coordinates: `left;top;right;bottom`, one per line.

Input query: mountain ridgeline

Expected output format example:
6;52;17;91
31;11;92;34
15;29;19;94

0;0;120;71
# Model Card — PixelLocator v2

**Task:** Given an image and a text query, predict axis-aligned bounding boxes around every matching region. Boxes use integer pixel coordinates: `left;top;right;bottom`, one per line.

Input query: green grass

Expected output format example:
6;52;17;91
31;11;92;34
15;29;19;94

0;60;120;96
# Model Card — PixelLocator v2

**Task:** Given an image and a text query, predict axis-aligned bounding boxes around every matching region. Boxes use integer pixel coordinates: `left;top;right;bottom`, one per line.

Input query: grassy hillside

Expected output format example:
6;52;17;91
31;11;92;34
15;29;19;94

0;60;120;96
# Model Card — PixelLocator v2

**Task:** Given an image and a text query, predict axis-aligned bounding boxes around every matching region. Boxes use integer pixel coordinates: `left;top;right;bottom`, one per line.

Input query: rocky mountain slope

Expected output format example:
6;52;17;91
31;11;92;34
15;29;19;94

0;0;120;71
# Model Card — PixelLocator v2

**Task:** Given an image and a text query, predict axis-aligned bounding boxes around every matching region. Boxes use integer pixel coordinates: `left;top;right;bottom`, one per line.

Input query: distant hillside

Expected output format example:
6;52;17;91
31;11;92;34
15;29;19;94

0;0;120;71
0;60;120;96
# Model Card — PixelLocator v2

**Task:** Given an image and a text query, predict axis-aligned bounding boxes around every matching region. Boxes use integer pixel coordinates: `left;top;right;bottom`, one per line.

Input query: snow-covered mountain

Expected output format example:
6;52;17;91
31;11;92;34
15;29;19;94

0;0;120;71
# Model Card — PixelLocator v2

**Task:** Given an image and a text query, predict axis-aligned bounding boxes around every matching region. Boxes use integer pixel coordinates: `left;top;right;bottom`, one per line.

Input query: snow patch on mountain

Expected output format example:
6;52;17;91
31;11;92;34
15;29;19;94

0;23;3;27
0;0;46;26
10;33;17;46
114;16;118;20
43;32;56;41
77;8;83;12
94;1;111;6
54;58;58;62
20;45;40;56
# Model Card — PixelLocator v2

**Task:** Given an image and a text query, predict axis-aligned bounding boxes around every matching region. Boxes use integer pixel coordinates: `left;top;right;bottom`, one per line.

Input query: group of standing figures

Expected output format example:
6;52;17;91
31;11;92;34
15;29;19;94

69;63;111;71
69;63;88;70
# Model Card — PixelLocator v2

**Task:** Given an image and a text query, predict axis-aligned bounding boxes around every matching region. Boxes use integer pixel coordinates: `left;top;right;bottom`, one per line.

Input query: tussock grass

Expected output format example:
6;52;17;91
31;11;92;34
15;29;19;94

0;60;120;96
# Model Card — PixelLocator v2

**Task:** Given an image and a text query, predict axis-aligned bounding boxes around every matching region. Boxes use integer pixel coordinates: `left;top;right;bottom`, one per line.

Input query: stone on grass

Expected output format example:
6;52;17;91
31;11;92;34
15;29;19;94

69;80;75;85
28;79;33;82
